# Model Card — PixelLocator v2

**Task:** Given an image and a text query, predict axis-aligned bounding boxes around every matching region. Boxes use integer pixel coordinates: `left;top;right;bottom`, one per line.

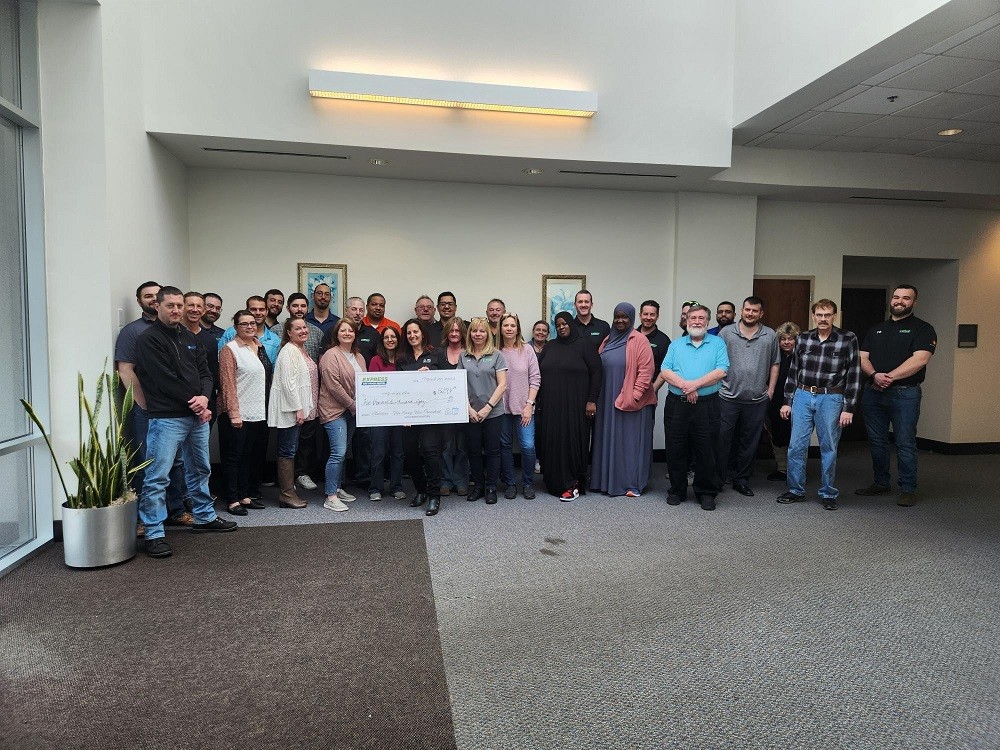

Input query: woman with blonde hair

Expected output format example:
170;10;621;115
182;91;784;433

766;321;801;481
458;317;507;504
498;313;540;499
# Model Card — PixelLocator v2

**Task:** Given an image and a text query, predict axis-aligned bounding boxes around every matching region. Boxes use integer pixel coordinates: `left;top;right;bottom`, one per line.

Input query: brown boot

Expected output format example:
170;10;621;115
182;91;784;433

277;458;307;508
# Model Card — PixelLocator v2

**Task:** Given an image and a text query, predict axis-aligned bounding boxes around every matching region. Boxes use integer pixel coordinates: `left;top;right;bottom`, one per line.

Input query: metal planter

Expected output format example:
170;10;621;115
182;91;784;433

61;498;138;568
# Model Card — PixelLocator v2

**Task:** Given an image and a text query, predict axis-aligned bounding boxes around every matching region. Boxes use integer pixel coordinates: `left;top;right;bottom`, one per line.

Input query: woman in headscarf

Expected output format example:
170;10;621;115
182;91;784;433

535;311;603;500
591;302;657;497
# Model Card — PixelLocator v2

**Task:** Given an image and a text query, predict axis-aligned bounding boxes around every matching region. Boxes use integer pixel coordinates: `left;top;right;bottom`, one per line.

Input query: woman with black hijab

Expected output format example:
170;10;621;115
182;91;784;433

536;311;602;500
591;302;657;497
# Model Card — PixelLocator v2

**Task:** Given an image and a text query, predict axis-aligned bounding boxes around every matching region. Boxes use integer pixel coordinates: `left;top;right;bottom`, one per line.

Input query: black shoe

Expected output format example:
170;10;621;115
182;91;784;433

666;494;684;506
822;499;838;510
854;484;891;496
145;538;172;558
426;496;440;516
776;492;806;504
699;496;716;511
227;504;248;516
732;483;754;497
485;489;498;504
192;517;238;533
410;493;427;508
504;485;517;500
245;498;266;509
467;486;484;502
523;486;536;500
766;470;787;482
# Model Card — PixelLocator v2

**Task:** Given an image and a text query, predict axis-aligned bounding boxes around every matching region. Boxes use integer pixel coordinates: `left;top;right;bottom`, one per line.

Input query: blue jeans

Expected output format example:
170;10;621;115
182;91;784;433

277;424;301;459
323;415;355;496
500;413;536;488
440;424;469;491
862;386;921;493
130;403;188;517
139;416;218;539
787;391;844;500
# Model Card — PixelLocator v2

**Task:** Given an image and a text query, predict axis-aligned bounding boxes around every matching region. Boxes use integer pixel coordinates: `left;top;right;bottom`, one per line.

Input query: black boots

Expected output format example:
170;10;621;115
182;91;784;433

426;495;440;516
410;493;427;507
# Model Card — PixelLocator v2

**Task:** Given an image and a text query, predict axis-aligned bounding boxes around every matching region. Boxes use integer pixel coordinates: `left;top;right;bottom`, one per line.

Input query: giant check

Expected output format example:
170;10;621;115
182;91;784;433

355;370;469;427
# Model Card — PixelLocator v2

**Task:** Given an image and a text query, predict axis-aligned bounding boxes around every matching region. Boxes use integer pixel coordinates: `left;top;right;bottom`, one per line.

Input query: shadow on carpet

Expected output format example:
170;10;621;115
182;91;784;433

0;521;456;750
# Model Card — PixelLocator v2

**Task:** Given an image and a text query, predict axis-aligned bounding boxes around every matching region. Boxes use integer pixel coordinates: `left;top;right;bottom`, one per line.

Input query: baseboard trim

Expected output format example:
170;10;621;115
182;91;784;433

916;439;1000;455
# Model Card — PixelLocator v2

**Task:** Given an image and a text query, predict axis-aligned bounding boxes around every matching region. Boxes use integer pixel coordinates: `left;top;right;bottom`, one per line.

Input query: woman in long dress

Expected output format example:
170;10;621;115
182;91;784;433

591;302;657;497
536;311;602;500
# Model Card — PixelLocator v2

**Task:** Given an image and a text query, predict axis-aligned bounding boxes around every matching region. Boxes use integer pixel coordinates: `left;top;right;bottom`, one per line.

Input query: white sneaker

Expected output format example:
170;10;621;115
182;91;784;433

393;491;407;500
369;491;382;501
534;460;541;474
323;496;349;512
297;474;317;490
337;488;356;502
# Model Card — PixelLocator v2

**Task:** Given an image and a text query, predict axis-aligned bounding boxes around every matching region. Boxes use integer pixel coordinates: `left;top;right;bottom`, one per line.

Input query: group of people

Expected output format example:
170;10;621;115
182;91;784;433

116;280;935;559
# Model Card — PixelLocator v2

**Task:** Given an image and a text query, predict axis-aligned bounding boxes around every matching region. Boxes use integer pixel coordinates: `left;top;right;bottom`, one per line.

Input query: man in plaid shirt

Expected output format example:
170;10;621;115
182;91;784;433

776;299;861;510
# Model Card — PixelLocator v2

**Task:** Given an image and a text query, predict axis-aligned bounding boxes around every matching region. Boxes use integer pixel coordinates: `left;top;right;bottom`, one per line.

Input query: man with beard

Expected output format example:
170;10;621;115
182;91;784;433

855;285;936;507
217;295;281;364
263;288;284;329
363;292;400;334
486;298;507;345
708;301;736;335
654;305;729;511
437;291;461;335
678;300;696;336
306;283;339;335
274;293;324;362
573;290;610;354
202;292;225;340
777;299;860;511
638;300;671;371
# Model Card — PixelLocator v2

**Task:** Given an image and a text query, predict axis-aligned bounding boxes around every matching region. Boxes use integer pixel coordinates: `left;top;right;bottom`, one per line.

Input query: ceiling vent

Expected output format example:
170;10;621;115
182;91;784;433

202;147;350;160
848;196;945;203
558;169;677;178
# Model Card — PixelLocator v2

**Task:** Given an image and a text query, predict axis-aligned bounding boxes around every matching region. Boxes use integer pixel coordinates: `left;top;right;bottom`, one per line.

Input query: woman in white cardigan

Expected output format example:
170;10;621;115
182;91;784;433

267;318;318;508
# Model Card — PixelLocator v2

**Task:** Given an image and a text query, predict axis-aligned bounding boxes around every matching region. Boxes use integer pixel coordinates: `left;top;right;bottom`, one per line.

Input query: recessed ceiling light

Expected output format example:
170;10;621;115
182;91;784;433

522;167;544;175
937;128;963;136
368;157;389;166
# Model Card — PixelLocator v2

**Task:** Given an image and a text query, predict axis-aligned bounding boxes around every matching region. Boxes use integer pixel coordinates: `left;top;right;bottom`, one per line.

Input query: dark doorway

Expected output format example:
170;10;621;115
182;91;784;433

841;286;887;442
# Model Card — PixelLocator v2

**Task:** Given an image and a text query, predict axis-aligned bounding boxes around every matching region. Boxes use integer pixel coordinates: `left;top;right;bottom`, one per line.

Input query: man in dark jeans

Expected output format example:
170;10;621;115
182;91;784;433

136;286;237;558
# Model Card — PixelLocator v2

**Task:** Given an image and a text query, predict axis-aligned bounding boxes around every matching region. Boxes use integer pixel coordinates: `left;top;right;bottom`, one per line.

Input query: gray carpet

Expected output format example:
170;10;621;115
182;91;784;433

0;521;456;750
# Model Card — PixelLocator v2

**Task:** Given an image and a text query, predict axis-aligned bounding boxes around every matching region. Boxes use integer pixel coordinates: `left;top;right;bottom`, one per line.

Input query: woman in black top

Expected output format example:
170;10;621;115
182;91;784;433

396;319;445;516
766;322;800;481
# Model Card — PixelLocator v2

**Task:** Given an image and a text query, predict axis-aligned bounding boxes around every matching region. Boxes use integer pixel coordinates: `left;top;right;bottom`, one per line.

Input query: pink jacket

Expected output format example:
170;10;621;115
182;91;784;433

318;348;366;423
600;330;657;412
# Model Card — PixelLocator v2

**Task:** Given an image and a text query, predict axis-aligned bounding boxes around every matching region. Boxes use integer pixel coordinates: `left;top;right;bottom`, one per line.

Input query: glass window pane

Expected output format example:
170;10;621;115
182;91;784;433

0;0;18;107
0;448;34;558
0;115;28;441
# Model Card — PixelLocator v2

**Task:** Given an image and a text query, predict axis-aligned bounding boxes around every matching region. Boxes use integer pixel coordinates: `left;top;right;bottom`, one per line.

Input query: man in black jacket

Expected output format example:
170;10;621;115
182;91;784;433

136;286;237;557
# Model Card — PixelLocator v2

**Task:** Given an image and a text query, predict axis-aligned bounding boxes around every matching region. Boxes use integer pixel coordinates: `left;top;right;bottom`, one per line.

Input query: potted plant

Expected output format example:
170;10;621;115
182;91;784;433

21;362;151;568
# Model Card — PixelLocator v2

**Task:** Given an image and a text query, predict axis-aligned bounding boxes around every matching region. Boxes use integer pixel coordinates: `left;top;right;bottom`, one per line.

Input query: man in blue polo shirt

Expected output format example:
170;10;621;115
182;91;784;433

654;305;729;510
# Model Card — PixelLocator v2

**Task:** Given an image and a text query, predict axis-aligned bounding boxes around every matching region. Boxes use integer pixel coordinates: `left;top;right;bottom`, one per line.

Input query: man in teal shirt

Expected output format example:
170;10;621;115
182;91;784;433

654;305;729;510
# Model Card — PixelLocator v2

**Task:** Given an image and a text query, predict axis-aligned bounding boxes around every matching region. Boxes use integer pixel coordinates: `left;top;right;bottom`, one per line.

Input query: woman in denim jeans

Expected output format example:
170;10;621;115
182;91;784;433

367;327;406;502
318;319;366;512
267;318;317;508
499;314;540;499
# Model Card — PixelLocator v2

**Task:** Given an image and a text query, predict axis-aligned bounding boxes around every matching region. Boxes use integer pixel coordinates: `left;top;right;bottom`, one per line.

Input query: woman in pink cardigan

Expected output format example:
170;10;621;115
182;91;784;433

590;302;657;497
318;319;367;512
499;313;541;499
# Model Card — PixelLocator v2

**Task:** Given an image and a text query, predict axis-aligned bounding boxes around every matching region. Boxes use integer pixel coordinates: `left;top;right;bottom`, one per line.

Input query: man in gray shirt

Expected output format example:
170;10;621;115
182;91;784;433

716;296;780;497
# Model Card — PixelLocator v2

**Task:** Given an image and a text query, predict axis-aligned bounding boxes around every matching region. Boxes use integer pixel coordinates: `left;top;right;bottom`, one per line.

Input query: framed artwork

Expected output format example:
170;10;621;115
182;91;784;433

297;263;347;318
542;274;586;339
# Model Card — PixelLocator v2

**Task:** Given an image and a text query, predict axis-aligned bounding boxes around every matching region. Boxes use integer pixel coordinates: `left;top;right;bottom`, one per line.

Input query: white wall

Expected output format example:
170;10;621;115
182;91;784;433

755;199;1000;444
142;0;735;168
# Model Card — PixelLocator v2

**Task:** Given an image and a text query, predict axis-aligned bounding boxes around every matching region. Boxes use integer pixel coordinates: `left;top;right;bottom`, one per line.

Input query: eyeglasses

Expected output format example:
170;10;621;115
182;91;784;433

237;321;257;328
438;301;456;307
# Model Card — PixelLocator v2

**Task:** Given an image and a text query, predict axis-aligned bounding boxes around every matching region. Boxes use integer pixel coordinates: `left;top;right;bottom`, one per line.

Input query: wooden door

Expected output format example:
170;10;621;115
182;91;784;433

752;277;811;331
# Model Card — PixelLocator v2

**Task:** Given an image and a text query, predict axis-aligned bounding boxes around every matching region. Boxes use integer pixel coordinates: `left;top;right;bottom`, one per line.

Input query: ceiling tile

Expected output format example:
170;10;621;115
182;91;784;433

812;136;894;152
883;55;1000;91
899;119;999;140
743;134;776;146
813;86;870;111
917;142;1000;161
894;92;1000;118
786;112;882;135
773;112;821;132
963;126;1000;144
925;13;1000;55
757;133;833;149
864;140;944;155
944;26;1000;62
953;68;1000;95
862;55;934;86
843;116;943;138
829;86;938;115
960;99;1000;122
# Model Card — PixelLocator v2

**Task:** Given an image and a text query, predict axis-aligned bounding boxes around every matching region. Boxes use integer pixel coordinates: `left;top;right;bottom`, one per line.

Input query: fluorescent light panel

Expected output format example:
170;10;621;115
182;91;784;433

309;70;597;118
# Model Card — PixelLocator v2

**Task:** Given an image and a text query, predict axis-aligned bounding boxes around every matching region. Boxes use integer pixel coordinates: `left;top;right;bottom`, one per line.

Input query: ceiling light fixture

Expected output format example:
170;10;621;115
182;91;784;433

309;70;597;118
368;158;388;166
522;167;544;175
937;128;963;136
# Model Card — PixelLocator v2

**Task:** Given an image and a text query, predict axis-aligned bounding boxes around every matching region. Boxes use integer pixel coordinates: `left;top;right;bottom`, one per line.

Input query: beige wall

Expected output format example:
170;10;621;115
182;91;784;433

756;199;1000;444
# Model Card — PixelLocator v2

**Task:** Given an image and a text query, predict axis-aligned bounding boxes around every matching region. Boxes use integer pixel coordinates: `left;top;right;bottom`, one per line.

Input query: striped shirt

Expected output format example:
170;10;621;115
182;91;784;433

783;327;861;413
